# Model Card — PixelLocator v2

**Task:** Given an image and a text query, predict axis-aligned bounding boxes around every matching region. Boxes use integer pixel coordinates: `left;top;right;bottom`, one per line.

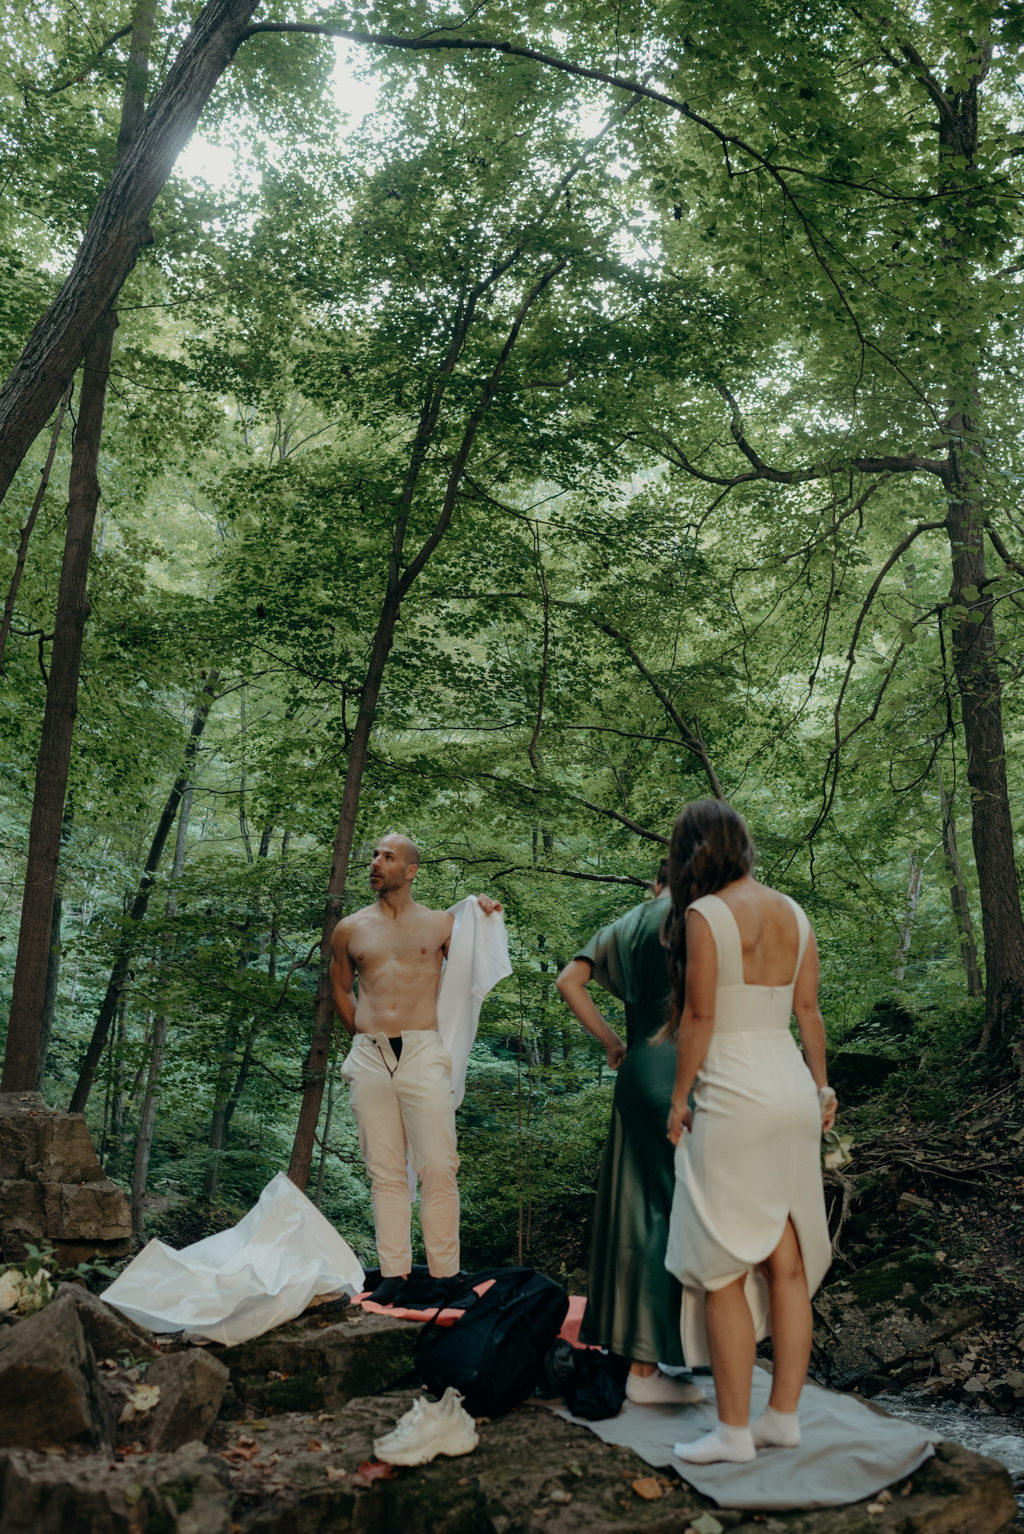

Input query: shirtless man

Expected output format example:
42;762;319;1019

331;833;501;1304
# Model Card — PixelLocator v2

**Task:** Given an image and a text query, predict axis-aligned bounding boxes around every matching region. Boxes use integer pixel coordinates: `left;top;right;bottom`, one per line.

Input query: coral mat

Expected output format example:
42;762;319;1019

352;1287;587;1346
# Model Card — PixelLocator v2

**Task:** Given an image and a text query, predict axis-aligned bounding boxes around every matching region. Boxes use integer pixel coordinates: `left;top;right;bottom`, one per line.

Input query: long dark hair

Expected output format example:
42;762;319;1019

662;799;755;1030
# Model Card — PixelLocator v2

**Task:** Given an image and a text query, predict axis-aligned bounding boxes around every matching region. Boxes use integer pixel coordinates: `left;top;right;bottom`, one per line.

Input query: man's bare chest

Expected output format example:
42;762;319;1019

350;917;448;974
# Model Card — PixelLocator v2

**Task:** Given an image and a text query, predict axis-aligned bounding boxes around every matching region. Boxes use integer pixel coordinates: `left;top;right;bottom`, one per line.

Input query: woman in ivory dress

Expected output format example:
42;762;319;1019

662;801;837;1465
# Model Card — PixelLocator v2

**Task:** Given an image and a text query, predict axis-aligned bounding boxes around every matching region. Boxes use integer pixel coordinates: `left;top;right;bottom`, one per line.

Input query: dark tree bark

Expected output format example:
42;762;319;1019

0;0;261;511
35;796;75;1089
69;676;218;1112
131;785;192;1238
0;383;72;673
1;310;117;1092
3;2;156;1096
938;68;1024;1047
936;766;983;998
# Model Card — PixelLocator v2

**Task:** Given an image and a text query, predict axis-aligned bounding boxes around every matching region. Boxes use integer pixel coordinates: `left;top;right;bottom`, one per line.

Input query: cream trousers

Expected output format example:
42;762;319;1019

341;1030;460;1278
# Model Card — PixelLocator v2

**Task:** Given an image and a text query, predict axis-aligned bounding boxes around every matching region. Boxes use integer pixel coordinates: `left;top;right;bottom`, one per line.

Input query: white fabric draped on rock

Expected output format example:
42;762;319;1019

102;1173;364;1345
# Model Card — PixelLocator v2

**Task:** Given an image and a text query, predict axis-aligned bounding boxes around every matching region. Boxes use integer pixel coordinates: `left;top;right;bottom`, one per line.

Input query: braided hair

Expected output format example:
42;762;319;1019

662;800;755;1031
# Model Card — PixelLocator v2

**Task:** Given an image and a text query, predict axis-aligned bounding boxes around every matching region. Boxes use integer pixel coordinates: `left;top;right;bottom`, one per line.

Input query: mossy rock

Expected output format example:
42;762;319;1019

216;1306;421;1416
812;1248;982;1390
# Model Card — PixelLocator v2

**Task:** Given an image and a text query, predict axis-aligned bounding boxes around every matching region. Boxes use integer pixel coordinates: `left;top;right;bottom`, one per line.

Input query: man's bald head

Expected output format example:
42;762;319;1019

382;833;420;867
370;834;420;895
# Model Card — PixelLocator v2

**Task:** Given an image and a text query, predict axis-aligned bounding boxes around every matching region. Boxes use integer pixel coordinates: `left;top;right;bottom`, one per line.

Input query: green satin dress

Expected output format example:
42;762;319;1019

577;893;684;1365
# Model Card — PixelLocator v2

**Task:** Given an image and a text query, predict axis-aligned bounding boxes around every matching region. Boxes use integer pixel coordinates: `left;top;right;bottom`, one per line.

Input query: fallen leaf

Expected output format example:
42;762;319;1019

306;1439;323;1452
118;1384;161;1423
690;1516;724;1534
866;1504;885;1516
352;1459;398;1487
632;1476;663;1501
123;1482;144;1506
876;1489;893;1505
549;1488;572;1504
325;1466;348;1482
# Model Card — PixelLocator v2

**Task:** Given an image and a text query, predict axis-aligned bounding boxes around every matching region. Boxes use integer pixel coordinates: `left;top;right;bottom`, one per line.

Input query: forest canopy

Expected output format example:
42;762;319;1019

1;0;1021;1257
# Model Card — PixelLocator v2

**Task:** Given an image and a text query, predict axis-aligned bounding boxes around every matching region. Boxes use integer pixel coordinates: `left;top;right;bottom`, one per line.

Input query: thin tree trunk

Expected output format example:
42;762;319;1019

314;1049;338;1208
69;676;218;1111
202;1018;239;1200
2;4;157;1096
287;588;404;1188
35;795;74;1089
894;852;923;987
0;0;262;511
131;785;191;1238
1;309;118;1093
0;383;72;673
287;258;569;1188
936;765;983;998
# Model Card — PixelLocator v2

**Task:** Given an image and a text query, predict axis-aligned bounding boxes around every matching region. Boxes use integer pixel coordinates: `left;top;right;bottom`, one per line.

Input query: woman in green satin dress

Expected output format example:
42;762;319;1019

556;869;705;1407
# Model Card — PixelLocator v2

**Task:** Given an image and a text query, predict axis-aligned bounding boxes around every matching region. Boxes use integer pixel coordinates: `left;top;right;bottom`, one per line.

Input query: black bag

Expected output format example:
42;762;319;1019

414;1267;569;1418
563;1346;629;1421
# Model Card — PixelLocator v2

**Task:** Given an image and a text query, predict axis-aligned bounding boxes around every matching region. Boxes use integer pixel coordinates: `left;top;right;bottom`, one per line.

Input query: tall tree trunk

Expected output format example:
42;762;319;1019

936;765;983;998
314;1048;338;1208
287;588;403;1186
35;795;74;1089
69;676;218;1112
939;73;1024;1047
894;851;923;987
1;309;117;1093
0;0;262;511
2;3;156;1096
131;785;192;1238
0;383;72;672
286;255;570;1188
202;1018;240;1200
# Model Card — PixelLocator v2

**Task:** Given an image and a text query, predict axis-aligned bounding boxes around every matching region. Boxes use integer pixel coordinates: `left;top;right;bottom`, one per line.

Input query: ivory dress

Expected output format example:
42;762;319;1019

664;892;831;1366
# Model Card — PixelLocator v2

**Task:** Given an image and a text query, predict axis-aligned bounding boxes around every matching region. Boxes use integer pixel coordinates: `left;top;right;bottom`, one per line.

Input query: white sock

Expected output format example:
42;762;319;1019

752;1405;801;1448
674;1419;755;1464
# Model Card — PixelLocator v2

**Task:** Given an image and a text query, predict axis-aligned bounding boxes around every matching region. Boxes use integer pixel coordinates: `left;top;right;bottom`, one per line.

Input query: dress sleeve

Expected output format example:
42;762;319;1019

576;902;648;1002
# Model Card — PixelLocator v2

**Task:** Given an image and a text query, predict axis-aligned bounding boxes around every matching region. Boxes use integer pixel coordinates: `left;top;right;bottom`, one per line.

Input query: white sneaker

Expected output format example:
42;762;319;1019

373;1387;479;1466
625;1370;707;1406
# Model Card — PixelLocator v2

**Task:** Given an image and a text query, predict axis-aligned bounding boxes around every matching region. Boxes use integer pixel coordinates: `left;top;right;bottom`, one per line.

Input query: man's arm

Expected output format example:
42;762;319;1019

556;957;627;1071
329;920;357;1037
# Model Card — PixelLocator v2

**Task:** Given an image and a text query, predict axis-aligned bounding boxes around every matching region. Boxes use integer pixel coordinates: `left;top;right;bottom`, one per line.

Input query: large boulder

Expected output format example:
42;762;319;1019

812;1249;982;1391
215;1299;420;1415
217;1392;1017;1534
144;1350;231;1452
0;1445;231;1534
0;1292;113;1449
51;1282;156;1362
0;1095;129;1266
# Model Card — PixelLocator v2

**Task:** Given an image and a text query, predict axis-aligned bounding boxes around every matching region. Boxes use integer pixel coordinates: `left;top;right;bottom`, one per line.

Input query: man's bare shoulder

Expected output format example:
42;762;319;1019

331;905;377;952
407;900;454;939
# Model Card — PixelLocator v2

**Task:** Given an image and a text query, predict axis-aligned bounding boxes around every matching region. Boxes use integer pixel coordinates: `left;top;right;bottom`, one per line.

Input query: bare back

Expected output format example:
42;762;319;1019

333;899;454;1033
714;878;803;987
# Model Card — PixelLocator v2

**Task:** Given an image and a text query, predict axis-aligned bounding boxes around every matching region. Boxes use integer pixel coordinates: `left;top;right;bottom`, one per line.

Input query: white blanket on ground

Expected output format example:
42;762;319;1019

102;1173;364;1346
548;1366;935;1509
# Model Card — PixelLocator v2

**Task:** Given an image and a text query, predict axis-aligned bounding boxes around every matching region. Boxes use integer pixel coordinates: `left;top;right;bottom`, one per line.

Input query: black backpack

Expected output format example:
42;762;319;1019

414;1267;569;1418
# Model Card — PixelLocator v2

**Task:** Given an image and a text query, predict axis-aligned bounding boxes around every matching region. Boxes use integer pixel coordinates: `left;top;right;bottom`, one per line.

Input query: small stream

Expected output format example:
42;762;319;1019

871;1393;1024;1506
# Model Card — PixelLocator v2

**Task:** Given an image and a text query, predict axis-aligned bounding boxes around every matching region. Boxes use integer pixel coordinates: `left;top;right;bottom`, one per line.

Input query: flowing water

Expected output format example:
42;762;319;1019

871;1393;1024;1508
